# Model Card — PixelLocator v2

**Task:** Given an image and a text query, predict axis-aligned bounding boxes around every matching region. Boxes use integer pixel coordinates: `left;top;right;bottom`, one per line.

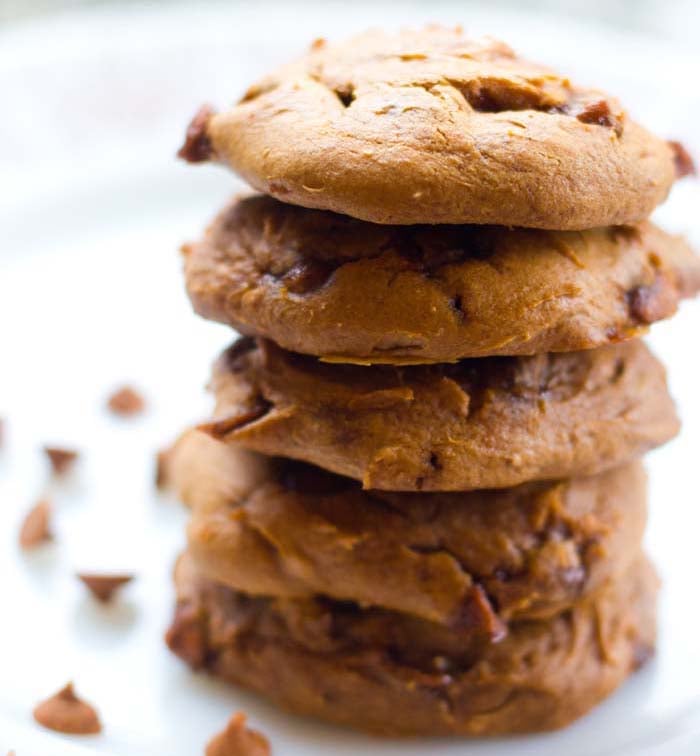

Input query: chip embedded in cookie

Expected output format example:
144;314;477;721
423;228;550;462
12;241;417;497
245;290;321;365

180;27;680;229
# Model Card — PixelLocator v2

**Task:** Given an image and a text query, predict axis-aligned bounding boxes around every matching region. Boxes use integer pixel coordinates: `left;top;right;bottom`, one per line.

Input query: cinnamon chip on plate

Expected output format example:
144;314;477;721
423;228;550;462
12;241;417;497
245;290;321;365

19;499;52;549
206;712;271;756
33;682;101;735
106;386;145;416
77;573;134;603
43;446;79;476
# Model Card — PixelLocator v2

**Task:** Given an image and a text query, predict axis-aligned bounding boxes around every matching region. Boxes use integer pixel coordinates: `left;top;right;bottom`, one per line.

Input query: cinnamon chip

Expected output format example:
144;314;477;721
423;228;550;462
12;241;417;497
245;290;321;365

626;271;675;325
178;104;215;163
107;386;145;416
19;499;52;549
452;584;507;642
43;446;79;476
206;712;271;756
77;573;134;603
669;140;696;178
574;99;623;136
282;259;335;294
33;683;101;735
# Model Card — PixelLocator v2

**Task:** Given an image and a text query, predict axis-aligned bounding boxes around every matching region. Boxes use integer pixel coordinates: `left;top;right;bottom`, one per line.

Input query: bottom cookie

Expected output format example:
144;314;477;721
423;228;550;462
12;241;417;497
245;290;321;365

167;554;658;736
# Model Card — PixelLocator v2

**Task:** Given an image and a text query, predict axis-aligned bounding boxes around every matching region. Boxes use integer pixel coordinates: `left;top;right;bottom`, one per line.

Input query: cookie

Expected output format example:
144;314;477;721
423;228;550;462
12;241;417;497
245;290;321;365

167;553;658;735
201;338;678;491
184;196;700;363
179;27;679;229
169;429;646;628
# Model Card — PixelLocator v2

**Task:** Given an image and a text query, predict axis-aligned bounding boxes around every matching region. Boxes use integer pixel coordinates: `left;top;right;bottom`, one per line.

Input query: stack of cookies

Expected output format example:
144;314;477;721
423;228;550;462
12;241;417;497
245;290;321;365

166;28;700;735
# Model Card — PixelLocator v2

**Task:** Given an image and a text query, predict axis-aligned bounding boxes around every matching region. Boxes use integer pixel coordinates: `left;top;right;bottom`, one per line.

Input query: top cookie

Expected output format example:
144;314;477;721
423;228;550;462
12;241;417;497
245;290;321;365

179;27;681;228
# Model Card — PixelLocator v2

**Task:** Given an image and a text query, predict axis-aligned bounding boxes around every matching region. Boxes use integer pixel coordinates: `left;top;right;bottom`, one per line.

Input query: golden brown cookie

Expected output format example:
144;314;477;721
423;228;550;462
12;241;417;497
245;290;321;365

201;338;678;491
167;553;658;735
179;27;679;229
170;429;647;628
184;196;700;363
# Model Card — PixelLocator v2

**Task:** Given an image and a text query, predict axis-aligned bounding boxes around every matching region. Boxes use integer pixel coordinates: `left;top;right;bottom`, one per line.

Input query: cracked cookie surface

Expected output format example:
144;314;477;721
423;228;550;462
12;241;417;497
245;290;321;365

184;195;700;363
168;429;647;629
201;337;678;491
167;552;658;735
179;27;678;228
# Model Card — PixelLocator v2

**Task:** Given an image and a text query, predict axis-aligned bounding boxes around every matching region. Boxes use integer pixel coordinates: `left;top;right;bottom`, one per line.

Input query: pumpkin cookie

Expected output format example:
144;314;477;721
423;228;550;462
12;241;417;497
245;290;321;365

167;553;658;735
200;337;678;491
169;429;647;628
179;27;680;228
184;195;700;363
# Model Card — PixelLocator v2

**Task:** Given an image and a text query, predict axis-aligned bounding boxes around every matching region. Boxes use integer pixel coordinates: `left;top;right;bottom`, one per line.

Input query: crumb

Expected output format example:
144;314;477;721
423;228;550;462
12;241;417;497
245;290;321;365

155;447;172;489
19;499;52;549
43;446;79;476
77;573;134;603
107;386;145;416
206;712;271;756
33;683;101;735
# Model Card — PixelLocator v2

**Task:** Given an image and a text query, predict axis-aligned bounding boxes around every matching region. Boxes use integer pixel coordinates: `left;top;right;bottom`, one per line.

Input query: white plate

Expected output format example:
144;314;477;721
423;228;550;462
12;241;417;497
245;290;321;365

1;4;700;754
